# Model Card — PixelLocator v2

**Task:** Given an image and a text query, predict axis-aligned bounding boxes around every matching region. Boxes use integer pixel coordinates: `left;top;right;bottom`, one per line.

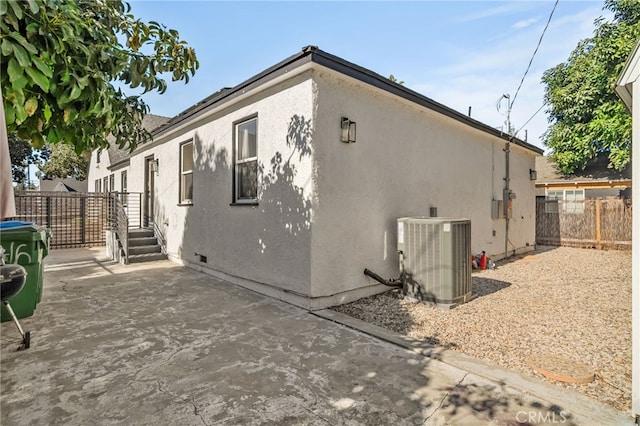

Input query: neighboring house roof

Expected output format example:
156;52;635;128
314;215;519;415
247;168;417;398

39;177;88;192
105;114;171;169
535;156;632;189
53;182;76;192
149;46;544;155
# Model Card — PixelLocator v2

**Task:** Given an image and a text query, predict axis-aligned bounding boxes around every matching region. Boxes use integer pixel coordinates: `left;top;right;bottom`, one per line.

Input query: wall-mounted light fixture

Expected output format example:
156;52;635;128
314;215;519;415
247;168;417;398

341;117;356;143
151;159;159;174
529;168;537;180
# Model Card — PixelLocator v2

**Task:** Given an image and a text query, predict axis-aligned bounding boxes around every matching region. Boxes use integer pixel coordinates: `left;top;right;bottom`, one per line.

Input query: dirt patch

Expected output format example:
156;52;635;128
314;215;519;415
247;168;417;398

331;246;632;412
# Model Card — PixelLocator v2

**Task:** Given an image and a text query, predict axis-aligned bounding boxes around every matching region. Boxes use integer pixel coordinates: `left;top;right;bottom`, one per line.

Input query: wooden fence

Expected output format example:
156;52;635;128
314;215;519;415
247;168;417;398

536;198;632;249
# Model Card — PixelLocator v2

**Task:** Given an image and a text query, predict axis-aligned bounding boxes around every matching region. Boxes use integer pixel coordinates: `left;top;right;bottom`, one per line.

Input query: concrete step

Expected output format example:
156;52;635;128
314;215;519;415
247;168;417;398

128;228;154;239
129;244;162;255
129;236;157;247
127;252;167;264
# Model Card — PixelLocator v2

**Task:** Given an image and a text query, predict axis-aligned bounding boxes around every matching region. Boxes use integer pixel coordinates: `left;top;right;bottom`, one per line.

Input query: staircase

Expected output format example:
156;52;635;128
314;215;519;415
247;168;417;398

127;228;167;264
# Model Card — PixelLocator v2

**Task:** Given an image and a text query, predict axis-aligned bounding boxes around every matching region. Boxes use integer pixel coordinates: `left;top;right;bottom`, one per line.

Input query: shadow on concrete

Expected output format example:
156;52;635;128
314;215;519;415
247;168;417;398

0;248;597;425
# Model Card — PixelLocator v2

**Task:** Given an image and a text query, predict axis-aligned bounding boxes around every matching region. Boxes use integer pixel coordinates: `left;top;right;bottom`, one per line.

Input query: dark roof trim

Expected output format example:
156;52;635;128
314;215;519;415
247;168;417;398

108;159;130;171
152;50;314;138
308;48;543;154
154;46;543;155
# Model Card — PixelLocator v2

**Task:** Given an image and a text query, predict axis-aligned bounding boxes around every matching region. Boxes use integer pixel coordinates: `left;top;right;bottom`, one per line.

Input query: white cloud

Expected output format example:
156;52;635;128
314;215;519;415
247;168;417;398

455;2;537;23
405;4;606;150
513;17;538;29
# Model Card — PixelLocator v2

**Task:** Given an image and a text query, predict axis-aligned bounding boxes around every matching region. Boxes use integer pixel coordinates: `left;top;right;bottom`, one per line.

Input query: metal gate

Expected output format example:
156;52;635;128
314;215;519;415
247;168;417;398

12;192;114;249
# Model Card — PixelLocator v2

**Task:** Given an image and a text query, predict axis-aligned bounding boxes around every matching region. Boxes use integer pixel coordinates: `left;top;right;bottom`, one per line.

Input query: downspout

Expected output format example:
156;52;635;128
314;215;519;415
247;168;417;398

504;141;510;260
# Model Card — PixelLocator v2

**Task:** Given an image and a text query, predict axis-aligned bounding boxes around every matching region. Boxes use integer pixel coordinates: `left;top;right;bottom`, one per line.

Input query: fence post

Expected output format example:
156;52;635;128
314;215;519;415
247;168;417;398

595;199;602;250
46;195;51;227
80;196;86;245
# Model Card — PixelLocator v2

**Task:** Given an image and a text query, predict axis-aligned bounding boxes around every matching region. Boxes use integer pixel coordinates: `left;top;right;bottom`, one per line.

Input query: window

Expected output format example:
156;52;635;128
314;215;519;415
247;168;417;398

234;117;258;202
545;190;562;213
564;189;585;213
95;179;101;193
109;174;115;193
103;176;109;193
96;151;101;164
120;171;128;204
121;171;127;193
179;141;194;204
545;189;585;213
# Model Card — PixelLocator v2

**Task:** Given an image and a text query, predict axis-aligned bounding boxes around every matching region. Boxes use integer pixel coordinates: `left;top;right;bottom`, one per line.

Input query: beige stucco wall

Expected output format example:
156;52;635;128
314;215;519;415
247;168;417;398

309;68;537;301
630;66;640;420
128;73;316;298
87;150;109;192
104;64;539;309
87;150;128;194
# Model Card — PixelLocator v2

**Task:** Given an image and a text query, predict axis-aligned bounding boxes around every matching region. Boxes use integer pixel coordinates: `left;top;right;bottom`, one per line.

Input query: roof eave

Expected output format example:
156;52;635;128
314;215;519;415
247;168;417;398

151;46;544;156
615;38;640;111
309;48;544;155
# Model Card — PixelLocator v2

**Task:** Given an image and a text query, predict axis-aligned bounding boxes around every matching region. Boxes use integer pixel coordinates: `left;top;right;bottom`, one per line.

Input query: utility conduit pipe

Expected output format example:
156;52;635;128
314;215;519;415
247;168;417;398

363;268;403;287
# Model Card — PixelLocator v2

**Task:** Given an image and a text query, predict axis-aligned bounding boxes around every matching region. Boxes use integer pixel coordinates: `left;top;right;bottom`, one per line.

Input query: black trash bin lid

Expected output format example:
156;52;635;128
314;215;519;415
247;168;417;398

0;264;28;301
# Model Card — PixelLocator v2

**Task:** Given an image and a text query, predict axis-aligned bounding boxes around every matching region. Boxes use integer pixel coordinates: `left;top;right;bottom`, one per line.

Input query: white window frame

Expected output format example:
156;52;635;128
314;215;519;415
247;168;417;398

95;179;101;193
545;189;585;213
233;116;258;203
120;171;128;204
179;140;194;204
121;171;127;193
564;189;585;213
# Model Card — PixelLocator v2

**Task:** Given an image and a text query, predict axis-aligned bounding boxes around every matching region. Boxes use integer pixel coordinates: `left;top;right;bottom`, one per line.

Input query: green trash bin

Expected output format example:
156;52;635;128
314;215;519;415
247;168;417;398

0;221;50;322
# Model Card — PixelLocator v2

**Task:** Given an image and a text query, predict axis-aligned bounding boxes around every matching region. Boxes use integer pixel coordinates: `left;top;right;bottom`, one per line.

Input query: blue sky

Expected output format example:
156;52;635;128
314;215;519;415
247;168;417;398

128;0;609;151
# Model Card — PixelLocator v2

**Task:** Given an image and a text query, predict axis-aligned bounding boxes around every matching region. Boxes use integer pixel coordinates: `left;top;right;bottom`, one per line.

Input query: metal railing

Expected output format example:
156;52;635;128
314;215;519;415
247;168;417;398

117;192;143;229
13;191;111;248
113;194;130;262
13;191;145;250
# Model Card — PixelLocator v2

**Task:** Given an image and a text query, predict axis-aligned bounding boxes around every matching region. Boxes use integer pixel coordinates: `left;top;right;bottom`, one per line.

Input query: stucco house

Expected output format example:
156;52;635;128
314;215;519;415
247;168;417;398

87;114;170;195
535;155;632;201
88;46;543;309
614;37;640;422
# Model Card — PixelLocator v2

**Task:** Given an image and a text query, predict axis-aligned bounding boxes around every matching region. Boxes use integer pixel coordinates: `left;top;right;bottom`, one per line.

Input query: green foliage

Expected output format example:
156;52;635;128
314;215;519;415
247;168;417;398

8;133;50;187
40;143;90;180
542;0;640;174
1;0;199;153
388;74;404;85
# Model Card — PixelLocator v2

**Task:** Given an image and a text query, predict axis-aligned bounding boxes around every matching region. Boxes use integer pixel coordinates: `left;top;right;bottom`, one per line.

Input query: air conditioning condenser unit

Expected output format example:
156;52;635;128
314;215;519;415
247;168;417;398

397;217;472;307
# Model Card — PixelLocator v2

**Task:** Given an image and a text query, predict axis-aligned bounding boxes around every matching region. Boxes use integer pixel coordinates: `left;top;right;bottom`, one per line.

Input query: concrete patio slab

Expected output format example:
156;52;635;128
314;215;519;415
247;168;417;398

1;248;632;425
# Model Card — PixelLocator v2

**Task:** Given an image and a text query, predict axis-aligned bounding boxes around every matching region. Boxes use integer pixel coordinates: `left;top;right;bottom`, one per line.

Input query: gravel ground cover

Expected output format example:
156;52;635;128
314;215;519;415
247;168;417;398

331;246;632;412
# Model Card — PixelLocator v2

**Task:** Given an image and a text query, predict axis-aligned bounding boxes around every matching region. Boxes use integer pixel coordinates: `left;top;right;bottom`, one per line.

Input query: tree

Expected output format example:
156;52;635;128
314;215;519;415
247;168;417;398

40;143;90;180
1;0;198;153
8;134;49;188
542;0;640;174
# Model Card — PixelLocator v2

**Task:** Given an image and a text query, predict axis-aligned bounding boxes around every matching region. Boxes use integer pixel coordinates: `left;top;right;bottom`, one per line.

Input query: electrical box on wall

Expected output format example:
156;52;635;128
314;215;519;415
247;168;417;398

491;200;504;220
503;190;514;219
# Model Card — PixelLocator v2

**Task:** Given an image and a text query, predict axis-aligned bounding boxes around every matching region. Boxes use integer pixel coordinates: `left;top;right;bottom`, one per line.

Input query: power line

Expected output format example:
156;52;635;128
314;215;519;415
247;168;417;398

510;0;559;111
514;103;546;139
